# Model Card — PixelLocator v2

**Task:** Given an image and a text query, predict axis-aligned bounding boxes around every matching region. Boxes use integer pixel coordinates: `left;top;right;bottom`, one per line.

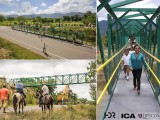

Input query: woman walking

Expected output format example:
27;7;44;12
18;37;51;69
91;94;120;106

129;45;148;94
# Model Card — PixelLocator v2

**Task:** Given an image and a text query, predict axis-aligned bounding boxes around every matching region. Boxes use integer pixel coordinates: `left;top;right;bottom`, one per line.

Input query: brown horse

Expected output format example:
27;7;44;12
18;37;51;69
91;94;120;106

35;90;53;112
12;93;24;114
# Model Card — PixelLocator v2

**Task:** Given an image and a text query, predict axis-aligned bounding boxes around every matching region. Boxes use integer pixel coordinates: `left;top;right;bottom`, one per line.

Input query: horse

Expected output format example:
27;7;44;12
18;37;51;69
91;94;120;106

35;90;53;112
12;93;24;114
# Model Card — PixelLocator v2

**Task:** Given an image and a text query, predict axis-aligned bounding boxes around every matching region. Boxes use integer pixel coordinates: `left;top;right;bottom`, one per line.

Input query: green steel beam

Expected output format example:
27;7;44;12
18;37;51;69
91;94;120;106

99;0;126;32
136;20;149;32
97;0;111;12
138;9;157;27
119;20;132;31
111;0;142;9
113;8;156;12
97;18;108;81
121;19;148;22
112;9;131;27
142;6;160;31
157;15;160;80
123;12;154;19
10;73;93;87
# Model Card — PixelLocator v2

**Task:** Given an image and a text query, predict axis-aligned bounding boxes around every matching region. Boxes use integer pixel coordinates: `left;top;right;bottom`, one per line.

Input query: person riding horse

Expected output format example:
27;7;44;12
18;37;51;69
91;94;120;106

15;81;26;106
41;82;49;103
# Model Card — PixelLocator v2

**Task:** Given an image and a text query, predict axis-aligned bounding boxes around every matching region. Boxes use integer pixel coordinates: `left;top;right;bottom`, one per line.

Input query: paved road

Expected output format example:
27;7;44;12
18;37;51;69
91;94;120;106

0;26;96;59
0;105;63;114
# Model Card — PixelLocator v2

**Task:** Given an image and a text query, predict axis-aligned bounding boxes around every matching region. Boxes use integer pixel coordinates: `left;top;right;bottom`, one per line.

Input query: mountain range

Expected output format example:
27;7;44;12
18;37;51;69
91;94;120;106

5;12;84;18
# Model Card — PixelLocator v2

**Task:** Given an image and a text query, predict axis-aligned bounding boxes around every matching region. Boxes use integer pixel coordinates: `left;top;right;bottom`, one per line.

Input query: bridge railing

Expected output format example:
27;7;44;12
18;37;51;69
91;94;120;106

97;41;128;120
137;43;160;105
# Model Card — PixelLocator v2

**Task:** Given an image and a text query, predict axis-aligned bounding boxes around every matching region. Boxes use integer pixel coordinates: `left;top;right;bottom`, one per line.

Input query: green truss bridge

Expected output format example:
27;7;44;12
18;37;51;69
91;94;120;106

97;0;160;120
8;73;94;87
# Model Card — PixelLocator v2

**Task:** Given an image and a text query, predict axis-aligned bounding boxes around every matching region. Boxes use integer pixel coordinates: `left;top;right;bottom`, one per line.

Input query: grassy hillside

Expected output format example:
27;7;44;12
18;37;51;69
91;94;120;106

1;104;95;120
0;37;46;59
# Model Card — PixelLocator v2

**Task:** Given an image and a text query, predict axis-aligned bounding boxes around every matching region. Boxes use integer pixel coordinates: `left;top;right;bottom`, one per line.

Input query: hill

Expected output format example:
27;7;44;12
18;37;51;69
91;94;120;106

5;12;84;18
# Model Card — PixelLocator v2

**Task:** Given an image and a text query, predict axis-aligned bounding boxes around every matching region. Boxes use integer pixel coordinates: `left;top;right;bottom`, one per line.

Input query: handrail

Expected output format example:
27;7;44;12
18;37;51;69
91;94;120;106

146;62;160;85
137;43;160;63
97;59;122;104
97;43;128;72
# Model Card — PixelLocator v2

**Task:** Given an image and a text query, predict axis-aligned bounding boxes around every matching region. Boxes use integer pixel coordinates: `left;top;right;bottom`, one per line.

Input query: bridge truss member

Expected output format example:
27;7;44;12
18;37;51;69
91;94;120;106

129;45;148;94
0;84;9;113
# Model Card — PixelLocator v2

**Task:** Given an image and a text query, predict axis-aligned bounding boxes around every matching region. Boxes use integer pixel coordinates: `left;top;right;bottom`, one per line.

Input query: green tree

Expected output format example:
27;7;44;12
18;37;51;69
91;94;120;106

82;11;96;26
7;16;15;21
16;16;26;22
0;15;5;22
87;60;96;104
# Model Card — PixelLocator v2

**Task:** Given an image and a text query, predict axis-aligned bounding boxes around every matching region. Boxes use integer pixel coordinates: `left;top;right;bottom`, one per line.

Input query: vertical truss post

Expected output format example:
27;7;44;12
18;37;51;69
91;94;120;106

107;14;112;94
97;18;108;81
115;23;119;52
156;15;160;80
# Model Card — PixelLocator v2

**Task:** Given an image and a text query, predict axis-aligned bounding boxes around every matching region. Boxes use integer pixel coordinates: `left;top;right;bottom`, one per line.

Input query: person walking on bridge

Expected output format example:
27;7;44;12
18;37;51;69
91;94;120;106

122;49;130;80
0;84;9;113
129;45;148;94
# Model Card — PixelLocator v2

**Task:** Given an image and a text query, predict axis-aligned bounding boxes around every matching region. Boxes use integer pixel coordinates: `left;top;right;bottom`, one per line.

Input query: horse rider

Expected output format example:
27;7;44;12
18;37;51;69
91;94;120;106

15;81;26;106
41;82;49;103
0;84;9;113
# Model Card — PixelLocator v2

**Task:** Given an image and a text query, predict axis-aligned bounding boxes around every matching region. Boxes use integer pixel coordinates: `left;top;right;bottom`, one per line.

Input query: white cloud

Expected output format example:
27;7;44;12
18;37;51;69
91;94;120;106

41;2;47;7
1;0;95;15
37;0;95;14
0;0;14;4
0;60;91;78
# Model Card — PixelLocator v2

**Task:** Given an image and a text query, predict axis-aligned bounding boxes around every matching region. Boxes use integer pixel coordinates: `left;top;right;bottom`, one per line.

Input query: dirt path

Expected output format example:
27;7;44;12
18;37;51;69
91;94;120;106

0;105;64;114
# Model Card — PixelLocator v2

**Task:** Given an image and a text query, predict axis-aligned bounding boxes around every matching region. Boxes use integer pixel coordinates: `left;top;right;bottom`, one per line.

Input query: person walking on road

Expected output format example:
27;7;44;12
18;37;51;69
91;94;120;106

43;43;47;53
129;45;148;94
0;84;9;113
122;49;130;81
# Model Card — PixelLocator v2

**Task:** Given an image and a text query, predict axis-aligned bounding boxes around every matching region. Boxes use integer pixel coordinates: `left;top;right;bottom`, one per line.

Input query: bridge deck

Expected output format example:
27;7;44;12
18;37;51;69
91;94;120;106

105;70;160;120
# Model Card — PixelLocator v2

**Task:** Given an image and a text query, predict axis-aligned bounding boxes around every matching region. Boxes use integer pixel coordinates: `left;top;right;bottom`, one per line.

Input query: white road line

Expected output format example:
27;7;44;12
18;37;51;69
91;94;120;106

0;34;68;59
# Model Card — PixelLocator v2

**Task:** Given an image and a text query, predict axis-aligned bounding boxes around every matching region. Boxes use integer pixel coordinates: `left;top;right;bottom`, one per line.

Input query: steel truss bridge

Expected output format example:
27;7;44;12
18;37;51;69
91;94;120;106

9;73;95;87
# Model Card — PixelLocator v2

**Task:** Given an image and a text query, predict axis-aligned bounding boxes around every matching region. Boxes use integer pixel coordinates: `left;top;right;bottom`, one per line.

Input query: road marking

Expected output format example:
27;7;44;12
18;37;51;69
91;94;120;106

0;34;68;59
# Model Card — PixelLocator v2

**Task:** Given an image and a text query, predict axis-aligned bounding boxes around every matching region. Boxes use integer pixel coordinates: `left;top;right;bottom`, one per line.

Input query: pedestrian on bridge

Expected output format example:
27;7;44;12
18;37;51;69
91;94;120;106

0;84;9;113
122;49;130;80
129;45;148;94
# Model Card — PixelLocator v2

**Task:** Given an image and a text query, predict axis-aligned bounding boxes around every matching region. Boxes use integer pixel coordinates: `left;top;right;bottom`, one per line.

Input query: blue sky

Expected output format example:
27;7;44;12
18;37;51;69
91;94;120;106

0;0;96;15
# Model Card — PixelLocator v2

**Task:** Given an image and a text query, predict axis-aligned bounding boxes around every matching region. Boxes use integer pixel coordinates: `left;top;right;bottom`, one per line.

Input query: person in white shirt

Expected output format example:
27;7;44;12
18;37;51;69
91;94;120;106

122;49;130;80
129;47;135;55
41;82;49;96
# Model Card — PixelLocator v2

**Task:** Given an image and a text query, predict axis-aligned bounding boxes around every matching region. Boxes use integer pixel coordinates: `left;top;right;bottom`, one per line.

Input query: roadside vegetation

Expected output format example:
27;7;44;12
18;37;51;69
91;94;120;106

0;37;46;59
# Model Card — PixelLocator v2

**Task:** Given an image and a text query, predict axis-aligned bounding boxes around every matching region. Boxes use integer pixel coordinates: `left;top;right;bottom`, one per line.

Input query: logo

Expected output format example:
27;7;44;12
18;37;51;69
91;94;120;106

138;114;142;118
104;112;116;119
121;113;136;119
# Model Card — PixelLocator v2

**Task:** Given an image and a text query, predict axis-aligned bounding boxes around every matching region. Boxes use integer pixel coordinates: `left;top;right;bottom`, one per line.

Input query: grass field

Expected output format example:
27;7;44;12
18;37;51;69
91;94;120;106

0;37;46;59
1;104;96;120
